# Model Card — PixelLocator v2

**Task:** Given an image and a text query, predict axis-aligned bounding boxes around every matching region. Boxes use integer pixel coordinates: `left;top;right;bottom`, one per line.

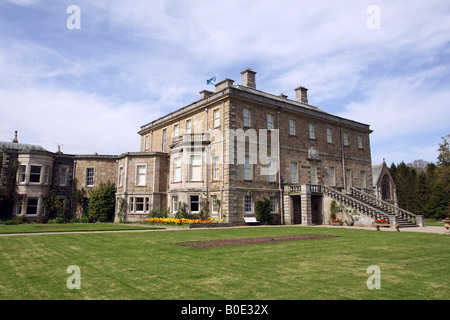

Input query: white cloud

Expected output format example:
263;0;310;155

0;88;161;155
338;67;450;164
0;0;449;164
4;0;40;7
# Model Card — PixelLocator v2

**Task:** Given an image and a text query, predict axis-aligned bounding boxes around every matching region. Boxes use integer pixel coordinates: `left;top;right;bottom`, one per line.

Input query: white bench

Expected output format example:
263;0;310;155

244;217;259;225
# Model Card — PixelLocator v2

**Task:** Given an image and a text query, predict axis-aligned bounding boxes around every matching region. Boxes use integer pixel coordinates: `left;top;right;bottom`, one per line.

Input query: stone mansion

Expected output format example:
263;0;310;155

2;68;418;227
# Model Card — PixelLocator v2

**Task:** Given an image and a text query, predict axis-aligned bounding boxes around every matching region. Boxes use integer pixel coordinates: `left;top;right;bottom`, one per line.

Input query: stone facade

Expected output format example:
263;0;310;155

1;68;381;225
72;155;118;217
115;152;168;221
138;69;374;225
0;141;74;219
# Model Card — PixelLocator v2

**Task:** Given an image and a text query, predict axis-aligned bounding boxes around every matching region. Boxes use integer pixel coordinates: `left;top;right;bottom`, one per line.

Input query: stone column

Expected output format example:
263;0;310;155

300;185;312;225
283;186;292;225
416;215;425;227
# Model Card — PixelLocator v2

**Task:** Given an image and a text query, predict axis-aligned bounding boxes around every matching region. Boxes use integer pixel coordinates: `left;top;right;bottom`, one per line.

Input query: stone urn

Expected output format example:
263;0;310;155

443;219;450;234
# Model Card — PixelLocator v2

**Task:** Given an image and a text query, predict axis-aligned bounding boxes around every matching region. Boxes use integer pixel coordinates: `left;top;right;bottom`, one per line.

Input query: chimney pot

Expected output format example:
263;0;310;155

294;86;308;104
240;68;256;89
12;130;18;143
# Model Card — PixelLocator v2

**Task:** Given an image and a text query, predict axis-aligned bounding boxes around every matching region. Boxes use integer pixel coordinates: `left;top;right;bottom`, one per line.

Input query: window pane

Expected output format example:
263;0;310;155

213;109;220;127
243;108;251;126
26;198;38;215
309;124;315;139
310;166;317;185
211;195;218;213
60;167;67;186
329;167;335;186
174;157;181;182
86;168;94;186
343;133;349;146
137;166;146;185
172;196;178;213
190;155;201;181
290;162;297;183
244;156;251;180
19;165;26;182
289;119;295;135
186;120;191;134
270;196;277;213
162;129;167;152
30;165;41;183
135;197;144;212
245;195;252;213
190;195;199;212
212;156;219;180
267;114;273;130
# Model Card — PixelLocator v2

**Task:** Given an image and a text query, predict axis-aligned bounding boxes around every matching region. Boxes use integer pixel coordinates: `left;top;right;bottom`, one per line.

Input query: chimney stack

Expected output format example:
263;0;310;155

12;130;18;143
294;86;308;104
241;68;256;89
199;90;214;100
215;78;235;92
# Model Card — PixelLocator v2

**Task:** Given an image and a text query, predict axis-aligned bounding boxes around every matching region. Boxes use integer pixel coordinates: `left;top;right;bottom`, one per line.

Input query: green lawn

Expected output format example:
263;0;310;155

0;223;162;234
0;225;448;300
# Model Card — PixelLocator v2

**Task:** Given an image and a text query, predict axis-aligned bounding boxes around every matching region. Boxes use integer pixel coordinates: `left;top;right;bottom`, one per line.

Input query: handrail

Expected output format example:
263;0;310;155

348;187;417;223
321;185;390;221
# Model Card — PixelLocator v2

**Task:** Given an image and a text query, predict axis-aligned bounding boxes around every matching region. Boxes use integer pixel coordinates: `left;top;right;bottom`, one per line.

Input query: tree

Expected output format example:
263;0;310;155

255;198;272;224
88;182;116;222
437;134;450;167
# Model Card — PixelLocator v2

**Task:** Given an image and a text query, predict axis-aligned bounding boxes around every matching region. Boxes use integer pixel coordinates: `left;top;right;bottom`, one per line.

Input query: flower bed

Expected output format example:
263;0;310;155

374;218;389;224
144;217;220;226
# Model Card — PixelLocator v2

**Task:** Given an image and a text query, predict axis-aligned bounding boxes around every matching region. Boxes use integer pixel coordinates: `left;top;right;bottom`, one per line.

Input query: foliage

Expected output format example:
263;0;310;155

255;198;272;224
390;135;450;219
199;196;210;220
87;182;116;222
42;190;64;219
72;187;89;217
70;217;89;223
0;158;19;220
330;200;340;220
148;208;169;218
175;202;194;219
48;217;67;224
437;134;450;167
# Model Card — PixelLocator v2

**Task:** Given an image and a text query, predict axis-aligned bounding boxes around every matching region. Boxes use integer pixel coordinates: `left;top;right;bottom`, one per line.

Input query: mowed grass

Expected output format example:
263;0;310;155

0;225;448;300
0;223;162;234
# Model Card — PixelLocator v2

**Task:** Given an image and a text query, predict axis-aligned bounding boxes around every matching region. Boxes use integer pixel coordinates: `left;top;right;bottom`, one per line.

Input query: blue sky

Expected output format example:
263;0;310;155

0;0;449;166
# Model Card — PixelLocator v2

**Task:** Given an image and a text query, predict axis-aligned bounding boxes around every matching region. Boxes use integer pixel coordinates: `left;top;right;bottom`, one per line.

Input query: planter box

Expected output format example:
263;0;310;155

330;222;343;226
189;223;232;229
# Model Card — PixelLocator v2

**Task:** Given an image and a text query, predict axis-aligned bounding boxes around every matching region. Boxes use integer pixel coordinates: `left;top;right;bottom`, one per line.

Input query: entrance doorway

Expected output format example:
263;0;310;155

292;196;301;224
311;195;323;225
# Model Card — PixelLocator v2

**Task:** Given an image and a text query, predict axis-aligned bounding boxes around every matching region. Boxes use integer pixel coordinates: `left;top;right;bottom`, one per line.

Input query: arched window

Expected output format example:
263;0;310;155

381;174;391;200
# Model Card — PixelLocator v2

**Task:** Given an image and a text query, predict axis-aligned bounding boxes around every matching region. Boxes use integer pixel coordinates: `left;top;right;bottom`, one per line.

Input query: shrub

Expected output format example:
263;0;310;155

175;202;194;219
70;217;89;223
88;182;116;222
48;217;66;224
255;198;272;224
148;209;168;218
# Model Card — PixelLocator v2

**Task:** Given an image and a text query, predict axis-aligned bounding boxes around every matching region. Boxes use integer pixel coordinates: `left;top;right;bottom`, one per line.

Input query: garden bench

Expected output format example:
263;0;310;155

375;224;400;232
244;217;260;225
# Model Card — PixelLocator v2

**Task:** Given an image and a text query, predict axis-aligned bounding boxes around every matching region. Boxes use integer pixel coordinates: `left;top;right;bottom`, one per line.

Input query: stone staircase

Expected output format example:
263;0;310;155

320;186;424;228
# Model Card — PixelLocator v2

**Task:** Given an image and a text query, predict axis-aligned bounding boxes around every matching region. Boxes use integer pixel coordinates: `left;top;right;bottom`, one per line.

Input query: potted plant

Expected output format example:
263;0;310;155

374;218;389;224
331;218;343;226
443;217;450;232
